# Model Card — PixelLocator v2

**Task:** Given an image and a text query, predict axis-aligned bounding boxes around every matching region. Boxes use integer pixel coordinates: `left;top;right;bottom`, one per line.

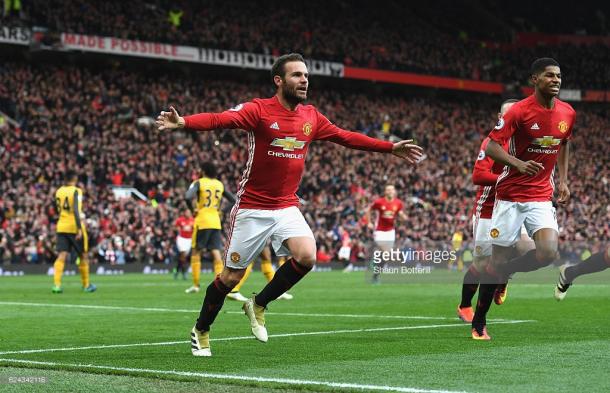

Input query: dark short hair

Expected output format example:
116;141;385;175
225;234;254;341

531;58;560;75
201;162;217;179
271;53;306;83
500;98;519;112
64;169;78;182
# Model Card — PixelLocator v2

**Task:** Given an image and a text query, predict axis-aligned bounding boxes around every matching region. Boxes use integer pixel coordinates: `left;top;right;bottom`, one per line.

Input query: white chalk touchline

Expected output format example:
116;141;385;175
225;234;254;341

0;358;467;393
0;320;534;355
0;301;509;322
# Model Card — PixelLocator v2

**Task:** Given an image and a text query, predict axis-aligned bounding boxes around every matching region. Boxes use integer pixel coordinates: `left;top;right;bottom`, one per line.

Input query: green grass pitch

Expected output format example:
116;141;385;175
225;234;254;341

1;268;609;392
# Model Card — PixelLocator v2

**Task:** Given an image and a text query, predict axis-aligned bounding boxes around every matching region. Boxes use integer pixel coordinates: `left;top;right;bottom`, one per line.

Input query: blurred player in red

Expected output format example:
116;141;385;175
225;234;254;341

457;99;535;323
338;226;353;271
472;58;575;340
365;184;406;283
157;53;423;356
174;207;194;280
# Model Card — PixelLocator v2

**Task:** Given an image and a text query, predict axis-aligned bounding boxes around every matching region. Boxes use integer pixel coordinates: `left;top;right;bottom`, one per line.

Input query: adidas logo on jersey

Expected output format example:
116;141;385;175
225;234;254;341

270;122;280;130
530;123;540;130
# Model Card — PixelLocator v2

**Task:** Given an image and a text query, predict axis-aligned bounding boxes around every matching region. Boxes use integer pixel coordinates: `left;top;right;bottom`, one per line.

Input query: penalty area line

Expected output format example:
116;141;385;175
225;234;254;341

0;357;468;393
0;320;535;355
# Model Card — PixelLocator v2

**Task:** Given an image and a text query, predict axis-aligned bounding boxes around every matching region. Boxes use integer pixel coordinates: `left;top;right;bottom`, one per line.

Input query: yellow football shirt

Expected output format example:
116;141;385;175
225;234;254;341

55;185;86;234
191;178;224;230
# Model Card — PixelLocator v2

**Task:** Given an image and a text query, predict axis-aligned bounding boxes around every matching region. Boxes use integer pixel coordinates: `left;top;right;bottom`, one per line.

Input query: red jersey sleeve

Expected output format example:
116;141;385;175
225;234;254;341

488;106;519;145
472;138;499;186
314;111;393;153
183;102;260;132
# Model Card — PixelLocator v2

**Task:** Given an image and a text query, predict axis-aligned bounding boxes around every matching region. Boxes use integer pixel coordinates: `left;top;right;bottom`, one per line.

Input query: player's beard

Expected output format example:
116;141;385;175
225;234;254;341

282;83;306;107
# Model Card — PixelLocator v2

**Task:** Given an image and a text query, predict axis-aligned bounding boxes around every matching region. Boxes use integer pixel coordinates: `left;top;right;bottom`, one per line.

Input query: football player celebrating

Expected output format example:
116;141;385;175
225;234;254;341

471;58;575;340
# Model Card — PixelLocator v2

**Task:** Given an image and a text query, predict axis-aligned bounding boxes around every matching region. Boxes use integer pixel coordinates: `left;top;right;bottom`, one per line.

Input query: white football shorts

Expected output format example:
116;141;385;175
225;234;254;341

224;206;314;269
176;236;192;254
489;200;558;247
374;229;395;249
338;246;351;260
473;213;533;257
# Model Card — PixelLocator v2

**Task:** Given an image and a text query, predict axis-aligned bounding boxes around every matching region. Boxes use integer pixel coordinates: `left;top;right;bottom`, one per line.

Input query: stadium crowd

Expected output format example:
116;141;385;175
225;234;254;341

2;0;610;89
1;59;608;266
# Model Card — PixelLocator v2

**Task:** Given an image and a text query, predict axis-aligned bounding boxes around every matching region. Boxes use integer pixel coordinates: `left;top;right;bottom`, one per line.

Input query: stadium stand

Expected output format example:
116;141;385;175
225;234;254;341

0;57;608;265
2;0;609;88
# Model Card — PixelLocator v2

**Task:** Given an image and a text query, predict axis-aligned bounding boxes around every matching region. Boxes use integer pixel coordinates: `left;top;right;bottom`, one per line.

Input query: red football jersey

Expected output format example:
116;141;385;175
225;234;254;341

488;95;575;202
371;197;404;231
175;216;194;239
471;137;508;219
184;96;393;210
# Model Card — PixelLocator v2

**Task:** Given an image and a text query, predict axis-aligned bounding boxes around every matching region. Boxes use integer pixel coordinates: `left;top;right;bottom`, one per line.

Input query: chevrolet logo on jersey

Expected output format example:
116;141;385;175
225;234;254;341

270;137;306;151
533;136;561;147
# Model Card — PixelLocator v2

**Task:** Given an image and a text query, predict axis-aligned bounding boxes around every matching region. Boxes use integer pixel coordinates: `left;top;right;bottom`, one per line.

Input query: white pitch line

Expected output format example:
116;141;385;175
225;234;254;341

226;311;511;321
0;301;195;313
0;358;467;393
0;320;534;355
0;301;508;322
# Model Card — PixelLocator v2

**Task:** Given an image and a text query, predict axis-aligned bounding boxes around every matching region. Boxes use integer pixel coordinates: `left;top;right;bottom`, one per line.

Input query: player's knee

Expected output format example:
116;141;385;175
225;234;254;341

473;256;490;271
293;252;316;268
515;240;535;255
536;248;558;265
223;277;241;289
219;267;245;288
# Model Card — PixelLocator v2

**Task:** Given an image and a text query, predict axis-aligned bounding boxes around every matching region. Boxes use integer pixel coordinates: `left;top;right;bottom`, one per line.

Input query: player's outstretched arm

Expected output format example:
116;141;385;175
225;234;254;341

391;140;424;165
158;102;259;132
315;112;422;162
156;106;185;131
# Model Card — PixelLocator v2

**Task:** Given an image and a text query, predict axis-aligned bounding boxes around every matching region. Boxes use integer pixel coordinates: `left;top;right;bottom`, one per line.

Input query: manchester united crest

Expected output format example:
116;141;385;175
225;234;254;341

303;122;312;136
230;252;241;263
490;228;500;238
557;120;568;133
